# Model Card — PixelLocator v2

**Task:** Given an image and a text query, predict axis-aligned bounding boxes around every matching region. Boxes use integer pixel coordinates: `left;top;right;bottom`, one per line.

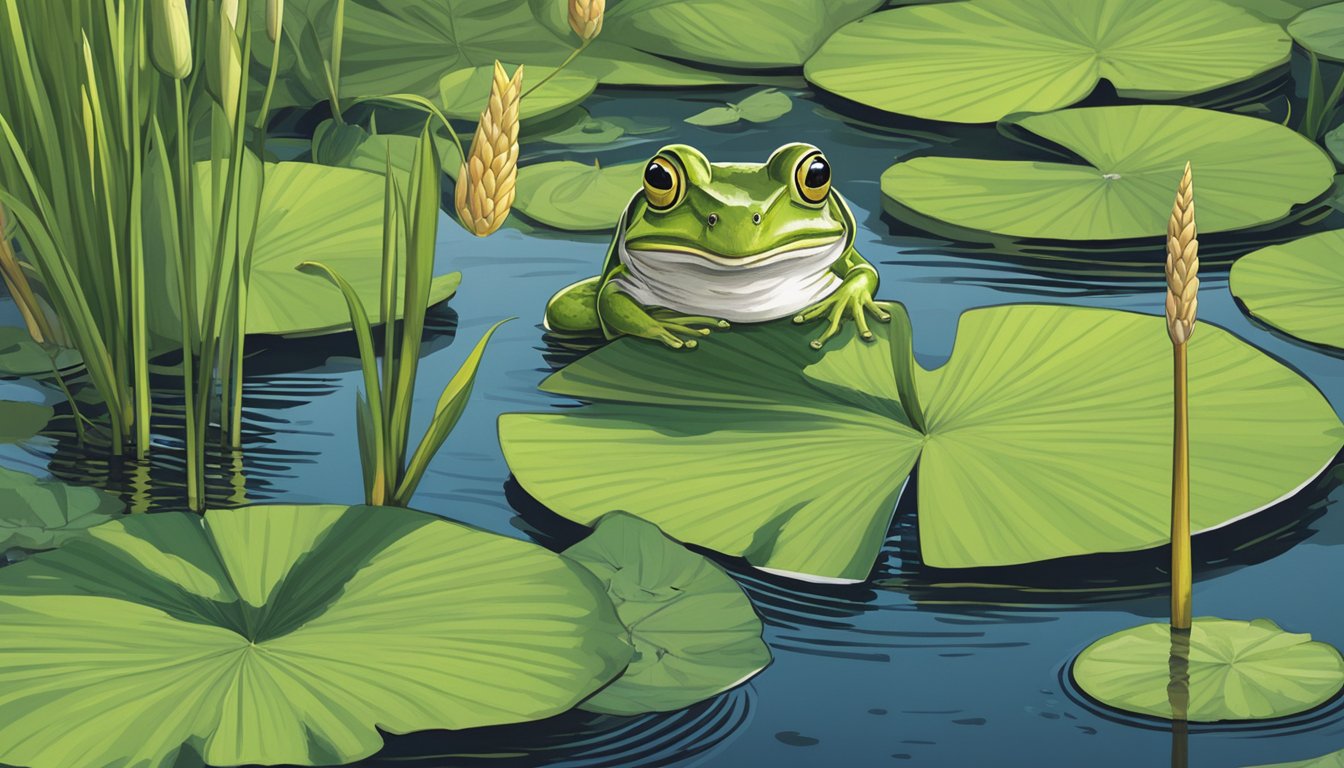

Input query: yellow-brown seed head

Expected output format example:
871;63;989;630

1165;162;1199;345
455;61;523;237
568;0;604;42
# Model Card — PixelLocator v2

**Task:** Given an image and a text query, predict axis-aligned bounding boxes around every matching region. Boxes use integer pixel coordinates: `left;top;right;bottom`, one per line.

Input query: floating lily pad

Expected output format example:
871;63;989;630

1229;230;1344;349
331;0;573;99
0;327;79;376
439;64;597;123
1223;0;1339;22
0;466;123;552
1289;3;1344;60
881;105;1333;242
805;0;1289;123
146;159;460;343
515;160;643;231
598;0;880;69
566;512;770;715
685;89;793;127
1073;618;1344;721
312;120;465;180
1246;748;1344;767
1326;125;1344;164
0;399;51;442
0;504;631;768
500;305;1343;579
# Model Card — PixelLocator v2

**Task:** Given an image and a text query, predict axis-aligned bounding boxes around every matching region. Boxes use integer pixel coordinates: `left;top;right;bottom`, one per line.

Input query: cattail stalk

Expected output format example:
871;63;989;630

455;61;522;237
148;0;192;79
1165;161;1198;631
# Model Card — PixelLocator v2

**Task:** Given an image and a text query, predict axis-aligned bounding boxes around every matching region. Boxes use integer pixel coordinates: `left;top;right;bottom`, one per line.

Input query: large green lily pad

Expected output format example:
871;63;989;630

499;305;1343;579
0;328;80;377
1222;0;1339;22
805;0;1289;123
515;160;642;232
1289;3;1344;60
0;504;631;768
685;89;793;127
881;106;1334;242
0;466;123;552
566;512;770;715
586;0;879;70
1073;618;1344;721
331;0;574;99
147;159;459;343
1229;230;1344;349
311;120;465;181
439;64;596;123
0;399;51;443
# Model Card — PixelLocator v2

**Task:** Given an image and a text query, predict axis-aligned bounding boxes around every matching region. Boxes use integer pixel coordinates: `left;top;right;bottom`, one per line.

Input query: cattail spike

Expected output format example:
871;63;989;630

1165;162;1199;345
456;61;523;237
568;0;605;42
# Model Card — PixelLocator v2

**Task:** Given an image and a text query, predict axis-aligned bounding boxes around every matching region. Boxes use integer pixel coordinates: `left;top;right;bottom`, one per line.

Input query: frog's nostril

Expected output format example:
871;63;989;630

752;213;762;225
707;213;719;227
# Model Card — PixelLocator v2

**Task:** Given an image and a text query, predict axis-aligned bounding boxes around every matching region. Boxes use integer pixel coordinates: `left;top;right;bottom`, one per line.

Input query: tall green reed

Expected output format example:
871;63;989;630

301;122;508;507
0;0;282;510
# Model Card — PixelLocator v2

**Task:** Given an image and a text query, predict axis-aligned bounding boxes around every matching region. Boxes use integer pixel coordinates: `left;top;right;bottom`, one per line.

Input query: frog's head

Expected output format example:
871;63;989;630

622;143;848;263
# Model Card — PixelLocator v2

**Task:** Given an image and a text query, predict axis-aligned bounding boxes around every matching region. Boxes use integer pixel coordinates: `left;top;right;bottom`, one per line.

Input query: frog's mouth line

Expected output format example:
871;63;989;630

620;234;845;268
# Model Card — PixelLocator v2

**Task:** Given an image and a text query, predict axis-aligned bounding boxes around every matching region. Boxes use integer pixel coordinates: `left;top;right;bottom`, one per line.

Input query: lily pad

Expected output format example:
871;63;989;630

147;159;460;342
685;89;793;127
805;0;1289;123
881;105;1334;242
439;64;596;123
599;0;881;70
566;512;770;715
1326;125;1344;164
312;120;465;181
0;466;123;552
0;504;631;768
0;399;51;442
499;305;1343;579
1222;0;1339;22
1229;230;1344;349
0;327;79;376
515;160;643;231
1289;3;1344;60
332;0;574;99
1072;618;1344;721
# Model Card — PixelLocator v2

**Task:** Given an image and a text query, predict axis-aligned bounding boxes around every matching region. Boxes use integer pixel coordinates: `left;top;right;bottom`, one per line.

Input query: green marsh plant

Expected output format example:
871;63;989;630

301;115;509;507
0;0;286;510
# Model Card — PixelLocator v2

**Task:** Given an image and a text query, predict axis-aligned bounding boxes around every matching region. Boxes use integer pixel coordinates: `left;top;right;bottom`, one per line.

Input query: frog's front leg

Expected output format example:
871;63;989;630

793;260;890;350
598;270;729;350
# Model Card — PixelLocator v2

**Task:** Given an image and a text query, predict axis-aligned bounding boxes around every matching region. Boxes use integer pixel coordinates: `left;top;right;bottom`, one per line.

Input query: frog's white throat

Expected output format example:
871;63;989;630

614;235;845;323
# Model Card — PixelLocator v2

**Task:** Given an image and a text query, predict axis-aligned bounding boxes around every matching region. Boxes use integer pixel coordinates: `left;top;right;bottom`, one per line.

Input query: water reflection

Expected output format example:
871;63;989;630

362;687;753;768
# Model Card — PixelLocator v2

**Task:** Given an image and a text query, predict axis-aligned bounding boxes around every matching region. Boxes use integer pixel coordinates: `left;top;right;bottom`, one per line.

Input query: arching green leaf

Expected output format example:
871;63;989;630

881;106;1333;241
805;0;1289;123
0;504;631;768
1230;230;1344;349
0;466;123;552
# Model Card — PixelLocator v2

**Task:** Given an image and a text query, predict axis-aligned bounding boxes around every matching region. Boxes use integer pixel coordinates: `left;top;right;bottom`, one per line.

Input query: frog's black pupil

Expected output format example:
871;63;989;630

805;158;830;188
645;161;674;190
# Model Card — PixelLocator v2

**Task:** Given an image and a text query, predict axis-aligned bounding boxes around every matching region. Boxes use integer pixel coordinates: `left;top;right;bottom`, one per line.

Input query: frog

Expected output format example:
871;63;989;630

543;142;889;350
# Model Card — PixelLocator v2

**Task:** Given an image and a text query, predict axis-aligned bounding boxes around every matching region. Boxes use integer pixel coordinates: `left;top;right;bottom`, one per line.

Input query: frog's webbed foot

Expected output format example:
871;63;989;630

644;312;732;350
792;280;890;350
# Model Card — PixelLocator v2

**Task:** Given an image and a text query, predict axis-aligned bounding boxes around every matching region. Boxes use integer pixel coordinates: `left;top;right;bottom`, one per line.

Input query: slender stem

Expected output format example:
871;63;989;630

521;41;588;99
256;26;282;130
1167;628;1190;767
129;0;150;459
174;80;202;511
47;353;86;447
1170;341;1192;631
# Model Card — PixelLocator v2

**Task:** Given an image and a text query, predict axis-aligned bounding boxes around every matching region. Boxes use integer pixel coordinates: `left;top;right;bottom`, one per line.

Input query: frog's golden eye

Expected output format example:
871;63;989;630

794;152;831;205
643;156;681;210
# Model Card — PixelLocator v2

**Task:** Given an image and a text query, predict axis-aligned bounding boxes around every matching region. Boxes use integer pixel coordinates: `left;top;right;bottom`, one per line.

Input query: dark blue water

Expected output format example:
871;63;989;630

3;85;1343;768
